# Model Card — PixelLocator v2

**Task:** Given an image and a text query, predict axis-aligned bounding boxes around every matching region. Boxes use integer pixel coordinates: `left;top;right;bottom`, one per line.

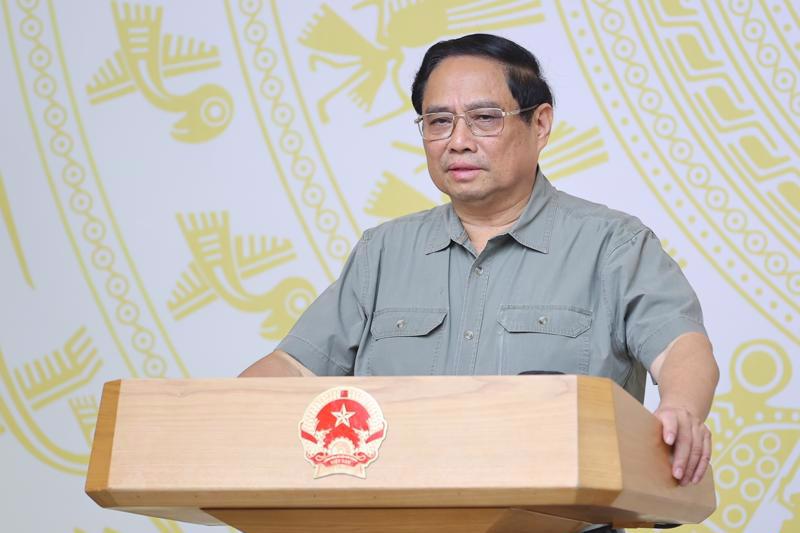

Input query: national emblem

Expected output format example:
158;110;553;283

299;387;387;479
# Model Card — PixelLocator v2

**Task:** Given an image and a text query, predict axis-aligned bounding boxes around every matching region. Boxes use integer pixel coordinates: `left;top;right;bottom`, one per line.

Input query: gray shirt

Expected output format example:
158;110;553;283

278;171;706;402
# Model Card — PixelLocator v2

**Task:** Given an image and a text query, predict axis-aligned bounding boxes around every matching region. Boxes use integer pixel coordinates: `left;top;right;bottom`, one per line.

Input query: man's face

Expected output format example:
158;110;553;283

420;55;551;210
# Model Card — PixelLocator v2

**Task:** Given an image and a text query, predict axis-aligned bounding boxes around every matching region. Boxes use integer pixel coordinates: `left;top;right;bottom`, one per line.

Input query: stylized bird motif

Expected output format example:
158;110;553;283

258;277;317;340
169;213;316;340
14;327;101;410
300;4;401;123
301;0;544;126
87;2;233;143
175;213;294;311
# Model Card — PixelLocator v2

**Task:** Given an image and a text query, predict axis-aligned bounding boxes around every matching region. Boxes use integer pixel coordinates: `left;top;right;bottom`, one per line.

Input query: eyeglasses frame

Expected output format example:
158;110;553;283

414;103;542;140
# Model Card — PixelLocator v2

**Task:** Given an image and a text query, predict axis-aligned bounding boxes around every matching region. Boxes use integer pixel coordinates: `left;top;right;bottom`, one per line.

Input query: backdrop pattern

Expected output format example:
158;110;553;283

0;1;797;532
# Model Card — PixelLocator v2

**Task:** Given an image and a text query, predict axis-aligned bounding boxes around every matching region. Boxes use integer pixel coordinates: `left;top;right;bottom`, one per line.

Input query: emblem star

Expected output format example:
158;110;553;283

332;404;355;427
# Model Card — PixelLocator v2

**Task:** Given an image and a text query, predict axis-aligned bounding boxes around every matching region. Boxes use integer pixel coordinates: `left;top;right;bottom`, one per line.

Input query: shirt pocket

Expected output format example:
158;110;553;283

365;308;447;375
497;305;592;375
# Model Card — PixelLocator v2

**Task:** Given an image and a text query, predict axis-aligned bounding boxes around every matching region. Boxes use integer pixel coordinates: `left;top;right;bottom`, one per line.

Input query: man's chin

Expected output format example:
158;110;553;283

447;188;491;205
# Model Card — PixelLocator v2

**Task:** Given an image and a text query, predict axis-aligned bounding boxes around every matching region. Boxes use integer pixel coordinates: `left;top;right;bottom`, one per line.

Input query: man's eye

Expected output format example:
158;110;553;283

474;114;497;122
429;117;452;126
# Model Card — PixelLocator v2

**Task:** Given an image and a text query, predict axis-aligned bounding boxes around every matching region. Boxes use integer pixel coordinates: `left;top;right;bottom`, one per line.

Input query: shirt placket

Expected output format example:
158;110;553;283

454;257;489;374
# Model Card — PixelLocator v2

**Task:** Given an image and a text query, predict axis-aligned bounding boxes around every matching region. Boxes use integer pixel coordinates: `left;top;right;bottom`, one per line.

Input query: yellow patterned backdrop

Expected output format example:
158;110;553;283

0;1;797;532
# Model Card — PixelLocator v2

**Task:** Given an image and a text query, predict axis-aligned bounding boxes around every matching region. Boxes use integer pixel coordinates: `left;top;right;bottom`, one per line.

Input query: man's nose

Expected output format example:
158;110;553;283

447;115;477;151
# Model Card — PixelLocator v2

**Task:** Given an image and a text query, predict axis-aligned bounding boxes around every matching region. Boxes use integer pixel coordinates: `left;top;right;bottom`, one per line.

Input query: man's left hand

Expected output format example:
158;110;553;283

653;404;712;485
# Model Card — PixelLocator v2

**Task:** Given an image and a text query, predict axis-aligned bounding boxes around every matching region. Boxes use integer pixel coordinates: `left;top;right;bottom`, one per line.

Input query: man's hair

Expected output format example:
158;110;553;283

411;33;553;124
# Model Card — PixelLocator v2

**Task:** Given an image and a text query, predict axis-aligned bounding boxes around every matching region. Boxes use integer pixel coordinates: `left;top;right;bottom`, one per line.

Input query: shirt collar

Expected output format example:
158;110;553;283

424;204;464;254
508;168;556;253
424;168;557;255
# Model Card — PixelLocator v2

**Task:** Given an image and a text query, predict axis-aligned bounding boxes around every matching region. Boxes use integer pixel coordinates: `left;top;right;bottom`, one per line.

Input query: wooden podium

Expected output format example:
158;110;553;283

86;376;715;532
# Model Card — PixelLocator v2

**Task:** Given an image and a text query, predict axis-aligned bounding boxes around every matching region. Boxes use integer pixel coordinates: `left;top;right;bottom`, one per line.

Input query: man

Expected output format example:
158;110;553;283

241;34;719;495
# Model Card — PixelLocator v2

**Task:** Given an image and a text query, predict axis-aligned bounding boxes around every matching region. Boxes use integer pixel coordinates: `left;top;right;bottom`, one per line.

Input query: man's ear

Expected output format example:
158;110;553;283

534;103;554;151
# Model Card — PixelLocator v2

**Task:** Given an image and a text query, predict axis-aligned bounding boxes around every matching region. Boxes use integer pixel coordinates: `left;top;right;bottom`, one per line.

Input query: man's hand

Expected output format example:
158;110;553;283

649;332;718;485
653;404;712;485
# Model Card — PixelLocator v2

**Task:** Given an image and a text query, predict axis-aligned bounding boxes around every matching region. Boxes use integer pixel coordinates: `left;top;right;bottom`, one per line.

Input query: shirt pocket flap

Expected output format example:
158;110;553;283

498;306;592;338
371;309;447;340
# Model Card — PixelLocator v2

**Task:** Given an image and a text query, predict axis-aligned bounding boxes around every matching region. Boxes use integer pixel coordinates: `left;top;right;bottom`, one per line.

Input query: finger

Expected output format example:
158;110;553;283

671;416;692;481
657;410;678;446
692;429;712;484
681;424;704;485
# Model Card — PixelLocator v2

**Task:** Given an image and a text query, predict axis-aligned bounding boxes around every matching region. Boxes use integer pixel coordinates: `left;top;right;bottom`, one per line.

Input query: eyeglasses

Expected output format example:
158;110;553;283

414;104;541;141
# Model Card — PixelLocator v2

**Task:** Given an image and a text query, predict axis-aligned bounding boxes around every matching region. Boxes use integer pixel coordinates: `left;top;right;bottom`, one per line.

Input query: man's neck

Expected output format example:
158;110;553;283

453;182;535;256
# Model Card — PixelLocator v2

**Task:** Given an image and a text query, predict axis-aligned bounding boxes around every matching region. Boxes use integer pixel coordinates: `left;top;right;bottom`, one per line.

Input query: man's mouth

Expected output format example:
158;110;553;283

446;163;482;180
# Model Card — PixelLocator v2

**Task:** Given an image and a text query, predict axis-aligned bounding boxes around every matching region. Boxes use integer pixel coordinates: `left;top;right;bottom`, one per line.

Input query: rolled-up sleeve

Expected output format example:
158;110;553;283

276;237;369;375
604;228;707;372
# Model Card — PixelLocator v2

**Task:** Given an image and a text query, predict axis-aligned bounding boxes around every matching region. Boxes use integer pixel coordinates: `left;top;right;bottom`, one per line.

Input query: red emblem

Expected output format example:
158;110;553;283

299;387;387;478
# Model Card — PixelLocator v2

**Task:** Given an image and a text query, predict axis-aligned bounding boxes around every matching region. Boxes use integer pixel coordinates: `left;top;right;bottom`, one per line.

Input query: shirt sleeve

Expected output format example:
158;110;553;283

276;237;369;376
604;228;707;372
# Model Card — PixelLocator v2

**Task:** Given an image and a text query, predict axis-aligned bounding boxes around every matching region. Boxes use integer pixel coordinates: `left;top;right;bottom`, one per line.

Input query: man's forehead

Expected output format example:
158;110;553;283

421;55;512;112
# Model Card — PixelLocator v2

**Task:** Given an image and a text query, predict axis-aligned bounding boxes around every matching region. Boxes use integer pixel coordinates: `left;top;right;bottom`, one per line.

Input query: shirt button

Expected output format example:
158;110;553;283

464;330;474;340
538;316;549;326
474;266;483;276
395;319;406;329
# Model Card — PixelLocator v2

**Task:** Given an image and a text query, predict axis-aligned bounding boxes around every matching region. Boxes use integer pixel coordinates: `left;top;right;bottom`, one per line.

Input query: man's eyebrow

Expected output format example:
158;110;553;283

423;100;504;114
465;100;503;110
423;105;449;114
